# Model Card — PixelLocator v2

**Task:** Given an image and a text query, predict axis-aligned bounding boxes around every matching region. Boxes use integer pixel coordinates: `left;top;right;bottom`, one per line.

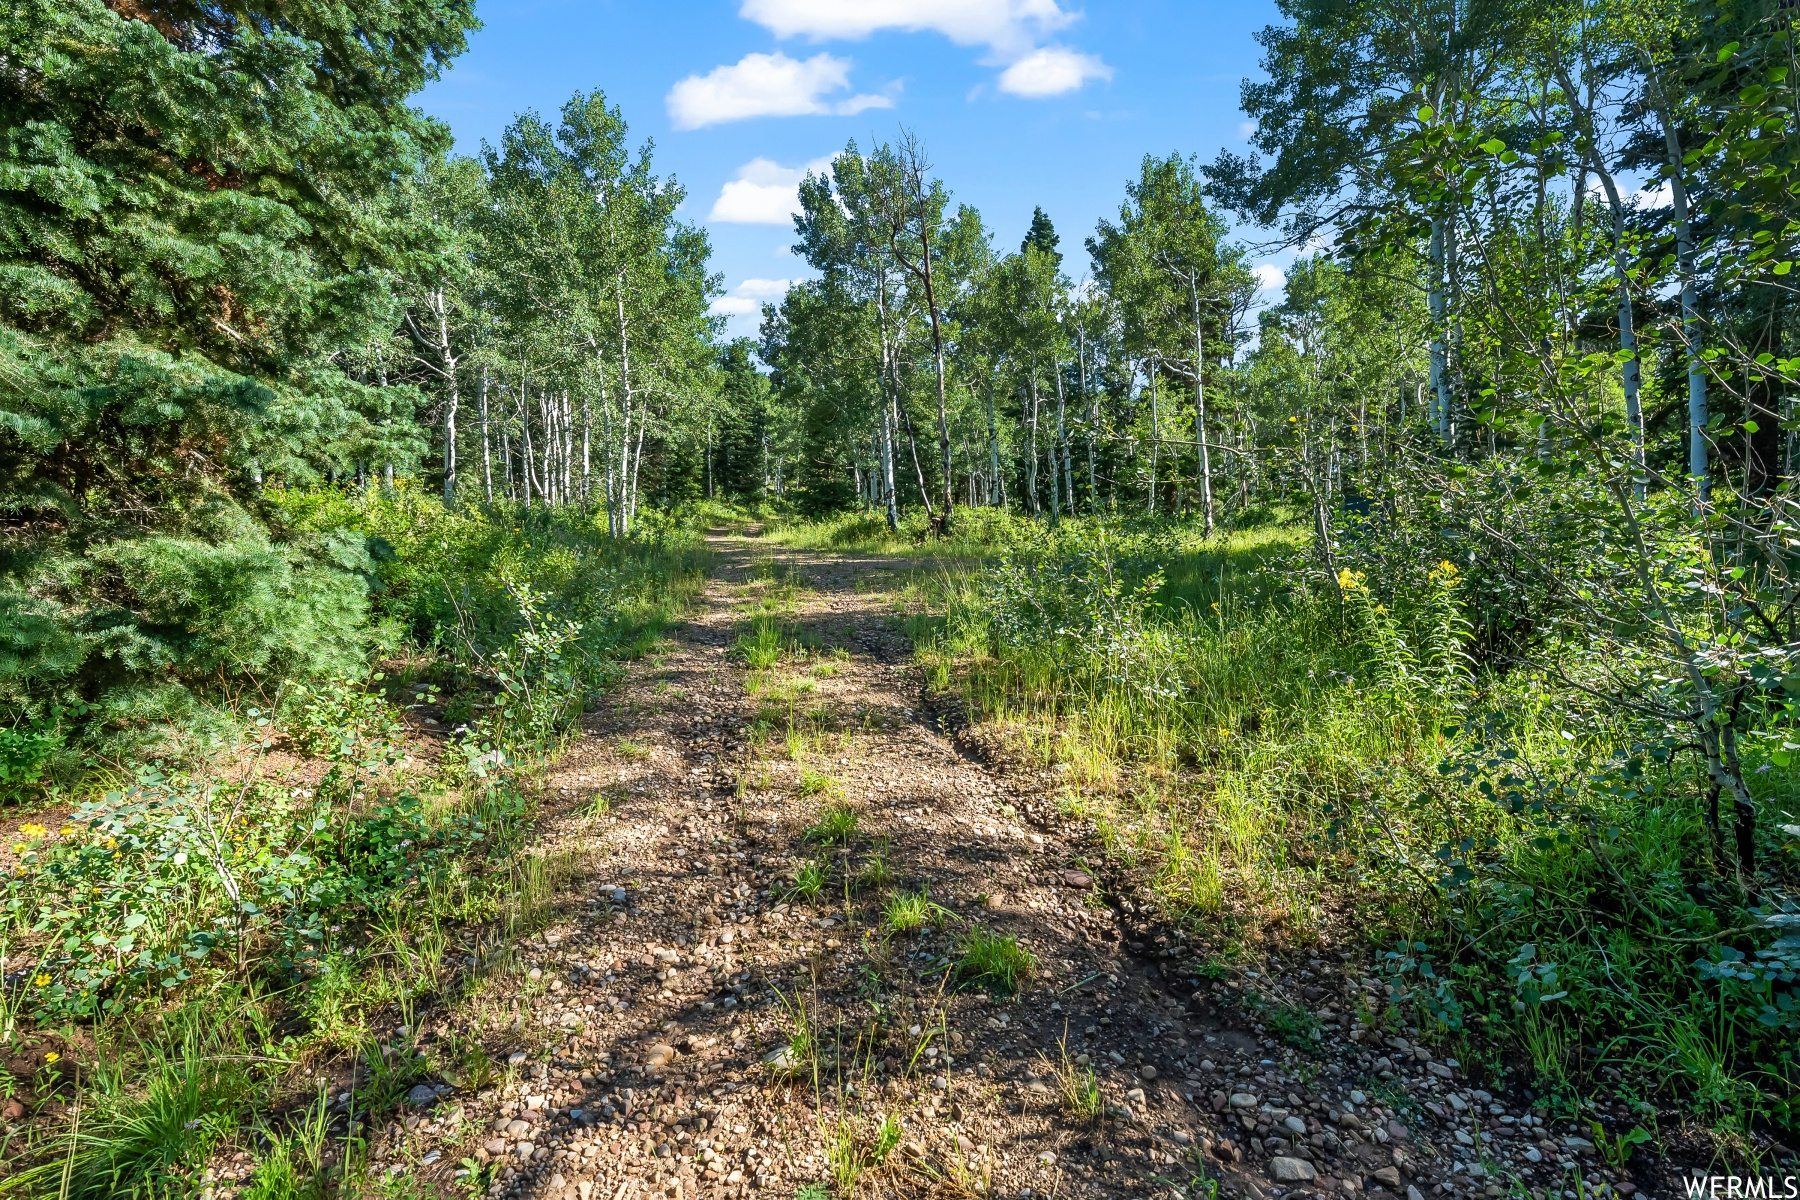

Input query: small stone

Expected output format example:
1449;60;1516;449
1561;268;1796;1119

1407;1188;1425;1200
514;1141;536;1159
549;1174;566;1190
506;1120;530;1138
1373;1168;1402;1189
1270;1157;1318;1183
1525;1149;1543;1164
528;968;542;980
1284;1117;1307;1136
1039;1151;1057;1164
1231;1093;1260;1109
1062;871;1093;889
1201;1060;1218;1072
1126;1088;1146;1105
483;1139;507;1156
508;1052;528;1067
763;1046;797;1071
1427;1063;1453;1079
646;1044;676;1068
1140;1065;1157;1080
1173;1131;1192;1146
405;1084;437;1108
1385;1120;1409;1143
580;1185;594;1200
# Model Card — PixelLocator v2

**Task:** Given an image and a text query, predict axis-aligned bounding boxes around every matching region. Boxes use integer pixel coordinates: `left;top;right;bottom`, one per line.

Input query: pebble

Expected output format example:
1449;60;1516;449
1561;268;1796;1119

404;1084;437;1108
1283;1116;1307;1136
646;1043;676;1068
1231;1093;1260;1108
1270;1156;1318;1182
1140;1065;1157;1080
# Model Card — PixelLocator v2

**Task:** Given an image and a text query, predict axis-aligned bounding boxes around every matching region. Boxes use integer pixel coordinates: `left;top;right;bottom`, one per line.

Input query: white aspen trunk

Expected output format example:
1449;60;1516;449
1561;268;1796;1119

1027;370;1041;515
615;281;636;535
1191;283;1214;538
1079;325;1097;513
1147;364;1160;515
1053;358;1073;517
440;302;459;508
519;379;534;508
479;364;493;504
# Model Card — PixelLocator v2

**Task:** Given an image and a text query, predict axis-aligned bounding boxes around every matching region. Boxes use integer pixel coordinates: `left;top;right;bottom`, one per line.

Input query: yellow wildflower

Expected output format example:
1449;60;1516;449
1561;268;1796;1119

18;824;44;837
42;1052;58;1063
57;827;71;837
33;974;48;987
1337;568;1363;592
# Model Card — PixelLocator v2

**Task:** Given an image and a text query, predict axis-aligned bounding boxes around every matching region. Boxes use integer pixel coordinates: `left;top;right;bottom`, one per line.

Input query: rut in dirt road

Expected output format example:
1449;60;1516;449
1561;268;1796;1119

373;533;1635;1200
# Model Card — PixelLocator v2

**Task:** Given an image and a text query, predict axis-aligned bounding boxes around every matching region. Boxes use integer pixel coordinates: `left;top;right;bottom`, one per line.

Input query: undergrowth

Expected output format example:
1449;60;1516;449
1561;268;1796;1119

863;510;1797;1141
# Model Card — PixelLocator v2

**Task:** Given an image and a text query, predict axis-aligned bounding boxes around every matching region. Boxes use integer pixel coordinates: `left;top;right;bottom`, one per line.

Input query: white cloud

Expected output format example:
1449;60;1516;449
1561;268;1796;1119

735;277;794;299
708;157;834;225
667;52;890;130
709;296;761;318
1252;263;1286;292
997;46;1111;96
740;0;1072;56
1238;120;1258;140
742;0;1107;98
1631;179;1673;209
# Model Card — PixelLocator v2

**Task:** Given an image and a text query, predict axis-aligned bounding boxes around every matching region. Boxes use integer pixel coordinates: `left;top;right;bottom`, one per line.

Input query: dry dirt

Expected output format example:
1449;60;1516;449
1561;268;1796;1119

357;532;1669;1200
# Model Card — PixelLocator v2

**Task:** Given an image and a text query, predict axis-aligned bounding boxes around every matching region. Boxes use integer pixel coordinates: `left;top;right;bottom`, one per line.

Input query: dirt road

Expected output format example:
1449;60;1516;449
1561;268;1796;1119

373;533;1652;1200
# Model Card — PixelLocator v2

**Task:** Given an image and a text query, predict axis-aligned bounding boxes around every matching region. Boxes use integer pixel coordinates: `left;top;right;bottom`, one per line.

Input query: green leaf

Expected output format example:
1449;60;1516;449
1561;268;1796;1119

1480;138;1505;155
1719;41;1740;62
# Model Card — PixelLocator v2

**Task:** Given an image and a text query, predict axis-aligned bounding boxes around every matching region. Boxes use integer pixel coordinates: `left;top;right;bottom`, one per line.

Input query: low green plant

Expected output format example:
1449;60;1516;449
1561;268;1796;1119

854;852;893;892
1053;1042;1102;1123
736;616;786;669
955;927;1034;994
883;889;950;934
805;801;859;846
798;769;837;797
789;859;828;904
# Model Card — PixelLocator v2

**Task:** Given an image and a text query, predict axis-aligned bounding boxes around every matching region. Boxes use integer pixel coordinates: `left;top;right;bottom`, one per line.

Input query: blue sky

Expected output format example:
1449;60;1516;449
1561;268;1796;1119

418;0;1288;337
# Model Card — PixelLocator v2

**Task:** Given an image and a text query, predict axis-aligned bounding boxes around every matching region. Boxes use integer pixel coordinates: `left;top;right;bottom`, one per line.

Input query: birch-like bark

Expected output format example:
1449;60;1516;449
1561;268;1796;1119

478;364;493;503
1191;283;1215;538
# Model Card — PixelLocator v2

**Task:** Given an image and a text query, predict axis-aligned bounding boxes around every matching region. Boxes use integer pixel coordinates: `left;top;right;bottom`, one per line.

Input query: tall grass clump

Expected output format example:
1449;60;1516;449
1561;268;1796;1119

904;512;1799;1122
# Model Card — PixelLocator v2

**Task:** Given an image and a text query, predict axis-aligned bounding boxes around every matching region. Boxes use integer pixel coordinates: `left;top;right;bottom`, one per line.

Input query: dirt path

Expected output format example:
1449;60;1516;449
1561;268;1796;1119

375;533;1654;1200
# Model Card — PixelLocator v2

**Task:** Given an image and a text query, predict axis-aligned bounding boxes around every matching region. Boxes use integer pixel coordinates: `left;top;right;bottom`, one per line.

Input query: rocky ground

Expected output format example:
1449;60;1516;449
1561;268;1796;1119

349;533;1692;1200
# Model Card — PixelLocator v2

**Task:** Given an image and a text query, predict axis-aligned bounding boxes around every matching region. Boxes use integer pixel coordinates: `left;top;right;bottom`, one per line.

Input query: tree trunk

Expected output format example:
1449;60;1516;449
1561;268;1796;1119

1650;89;1708;499
479;364;493;503
1191;284;1215;538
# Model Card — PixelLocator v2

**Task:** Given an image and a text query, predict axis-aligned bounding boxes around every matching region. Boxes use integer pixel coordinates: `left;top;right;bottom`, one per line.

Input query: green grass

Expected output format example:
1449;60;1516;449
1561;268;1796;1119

797;768;838;797
1053;1041;1102;1123
883;889;949;934
854;851;893;892
788;858;828;904
804;800;859;845
869;509;1800;1122
955;927;1035;994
